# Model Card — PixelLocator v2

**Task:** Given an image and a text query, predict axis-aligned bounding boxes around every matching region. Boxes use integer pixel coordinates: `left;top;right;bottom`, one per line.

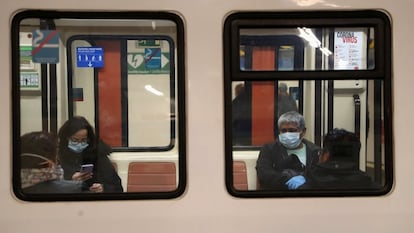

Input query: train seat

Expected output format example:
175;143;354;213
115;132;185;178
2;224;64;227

127;162;176;192
233;161;248;190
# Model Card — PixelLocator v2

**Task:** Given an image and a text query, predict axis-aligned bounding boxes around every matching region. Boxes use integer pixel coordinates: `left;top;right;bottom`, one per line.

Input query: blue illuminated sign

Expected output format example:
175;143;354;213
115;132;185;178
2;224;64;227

76;47;104;68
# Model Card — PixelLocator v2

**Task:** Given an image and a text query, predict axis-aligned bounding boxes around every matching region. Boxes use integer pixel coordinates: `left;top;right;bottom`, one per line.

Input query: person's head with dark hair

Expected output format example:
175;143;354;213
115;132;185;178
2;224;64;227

20;131;60;189
310;129;376;189
235;83;245;97
21;131;57;169
20;131;84;193
57;116;122;193
320;128;361;164
58;116;97;154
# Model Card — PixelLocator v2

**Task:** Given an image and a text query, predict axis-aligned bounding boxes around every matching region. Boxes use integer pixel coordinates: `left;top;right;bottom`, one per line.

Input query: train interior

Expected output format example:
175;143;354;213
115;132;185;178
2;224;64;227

14;11;390;198
17;15;183;195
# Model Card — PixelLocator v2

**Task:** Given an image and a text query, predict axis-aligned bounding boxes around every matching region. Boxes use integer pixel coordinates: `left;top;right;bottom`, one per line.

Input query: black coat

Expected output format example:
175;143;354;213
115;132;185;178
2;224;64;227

256;139;321;190
59;140;123;193
308;161;377;189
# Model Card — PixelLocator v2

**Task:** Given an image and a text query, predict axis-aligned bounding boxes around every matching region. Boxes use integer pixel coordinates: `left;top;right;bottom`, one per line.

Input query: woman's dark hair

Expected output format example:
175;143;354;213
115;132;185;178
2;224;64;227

58;116;97;151
21;131;57;168
323;128;361;163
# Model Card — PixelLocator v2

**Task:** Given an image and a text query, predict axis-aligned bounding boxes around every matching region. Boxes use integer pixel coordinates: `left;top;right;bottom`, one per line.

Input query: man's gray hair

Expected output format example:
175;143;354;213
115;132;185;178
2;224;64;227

277;111;305;130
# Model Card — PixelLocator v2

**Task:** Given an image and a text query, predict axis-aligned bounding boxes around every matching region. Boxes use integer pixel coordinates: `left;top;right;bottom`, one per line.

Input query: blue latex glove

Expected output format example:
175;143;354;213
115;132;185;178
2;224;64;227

285;175;306;190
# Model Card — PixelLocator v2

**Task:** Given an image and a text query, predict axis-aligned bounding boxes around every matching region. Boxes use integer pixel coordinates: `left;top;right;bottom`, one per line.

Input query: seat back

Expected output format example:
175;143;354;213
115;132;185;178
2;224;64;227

127;162;176;192
233;161;248;190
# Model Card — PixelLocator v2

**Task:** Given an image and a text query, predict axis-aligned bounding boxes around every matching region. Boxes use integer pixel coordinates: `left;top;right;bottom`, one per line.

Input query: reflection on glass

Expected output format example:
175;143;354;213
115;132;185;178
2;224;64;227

278;46;295;71
239;27;375;71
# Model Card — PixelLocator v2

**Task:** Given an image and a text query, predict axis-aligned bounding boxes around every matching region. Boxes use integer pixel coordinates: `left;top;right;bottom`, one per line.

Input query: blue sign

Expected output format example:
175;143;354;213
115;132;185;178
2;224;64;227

32;30;60;64
76;47;104;68
144;48;161;69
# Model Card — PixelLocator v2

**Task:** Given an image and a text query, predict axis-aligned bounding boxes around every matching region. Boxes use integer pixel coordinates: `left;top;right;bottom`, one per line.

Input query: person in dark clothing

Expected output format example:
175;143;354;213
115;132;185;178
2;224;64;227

256;111;321;190
232;83;252;146
58;116;123;193
277;83;298;118
20;131;83;193
308;128;376;189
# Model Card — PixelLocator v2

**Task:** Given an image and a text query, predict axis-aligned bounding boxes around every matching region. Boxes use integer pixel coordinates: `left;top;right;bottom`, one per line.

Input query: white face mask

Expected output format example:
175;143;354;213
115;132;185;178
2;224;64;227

278;132;302;149
68;140;89;153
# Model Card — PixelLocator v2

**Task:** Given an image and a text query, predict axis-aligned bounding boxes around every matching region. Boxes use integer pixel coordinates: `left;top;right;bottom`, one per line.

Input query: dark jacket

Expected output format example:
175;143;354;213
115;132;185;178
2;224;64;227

256;139;321;190
277;94;298;118
23;180;83;193
59;140;123;193
308;161;377;189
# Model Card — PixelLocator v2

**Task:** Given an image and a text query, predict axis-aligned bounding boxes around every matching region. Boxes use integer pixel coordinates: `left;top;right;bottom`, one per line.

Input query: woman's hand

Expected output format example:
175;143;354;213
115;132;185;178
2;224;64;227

89;183;104;193
72;171;93;181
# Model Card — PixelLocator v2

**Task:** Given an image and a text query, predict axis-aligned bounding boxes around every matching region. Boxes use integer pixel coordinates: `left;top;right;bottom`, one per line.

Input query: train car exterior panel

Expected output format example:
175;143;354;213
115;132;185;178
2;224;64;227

1;0;414;233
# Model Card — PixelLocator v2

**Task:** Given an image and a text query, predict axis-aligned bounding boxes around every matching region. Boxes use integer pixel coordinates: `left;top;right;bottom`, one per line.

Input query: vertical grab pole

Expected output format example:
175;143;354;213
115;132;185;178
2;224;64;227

353;94;361;138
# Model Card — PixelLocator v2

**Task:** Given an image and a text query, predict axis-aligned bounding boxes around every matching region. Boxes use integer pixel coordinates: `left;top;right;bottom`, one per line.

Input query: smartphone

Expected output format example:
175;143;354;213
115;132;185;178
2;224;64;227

80;164;94;173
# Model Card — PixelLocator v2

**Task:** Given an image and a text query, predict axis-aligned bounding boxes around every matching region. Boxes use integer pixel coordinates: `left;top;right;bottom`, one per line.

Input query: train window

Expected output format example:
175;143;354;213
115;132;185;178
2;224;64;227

224;11;393;197
12;10;186;201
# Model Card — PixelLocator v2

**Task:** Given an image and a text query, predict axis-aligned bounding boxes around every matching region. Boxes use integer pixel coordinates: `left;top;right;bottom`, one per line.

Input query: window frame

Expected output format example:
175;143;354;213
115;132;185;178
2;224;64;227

224;10;393;197
66;35;177;152
12;10;186;201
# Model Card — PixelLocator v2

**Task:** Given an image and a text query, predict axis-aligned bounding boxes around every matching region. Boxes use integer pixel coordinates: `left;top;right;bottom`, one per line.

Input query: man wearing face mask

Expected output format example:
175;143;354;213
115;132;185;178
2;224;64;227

256;111;321;190
58;116;123;193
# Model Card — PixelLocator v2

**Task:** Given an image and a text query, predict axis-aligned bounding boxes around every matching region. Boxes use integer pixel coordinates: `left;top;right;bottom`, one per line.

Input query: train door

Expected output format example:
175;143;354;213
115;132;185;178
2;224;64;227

67;37;175;149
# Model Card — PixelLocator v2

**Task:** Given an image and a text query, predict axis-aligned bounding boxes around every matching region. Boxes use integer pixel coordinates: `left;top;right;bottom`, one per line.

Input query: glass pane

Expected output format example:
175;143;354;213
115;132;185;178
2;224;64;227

126;39;173;148
232;81;300;146
239;27;375;71
68;38;174;148
13;11;185;200
231;79;386;191
225;11;392;197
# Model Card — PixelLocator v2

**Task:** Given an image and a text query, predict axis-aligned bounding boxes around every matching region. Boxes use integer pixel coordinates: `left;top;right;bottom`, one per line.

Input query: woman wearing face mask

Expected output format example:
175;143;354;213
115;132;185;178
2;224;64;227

256;111;322;190
21;131;83;193
58;116;123;193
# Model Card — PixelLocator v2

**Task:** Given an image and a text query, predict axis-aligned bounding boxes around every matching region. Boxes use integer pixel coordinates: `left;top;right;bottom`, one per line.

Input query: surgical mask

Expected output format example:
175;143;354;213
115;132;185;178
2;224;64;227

68;140;89;153
279;132;302;149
